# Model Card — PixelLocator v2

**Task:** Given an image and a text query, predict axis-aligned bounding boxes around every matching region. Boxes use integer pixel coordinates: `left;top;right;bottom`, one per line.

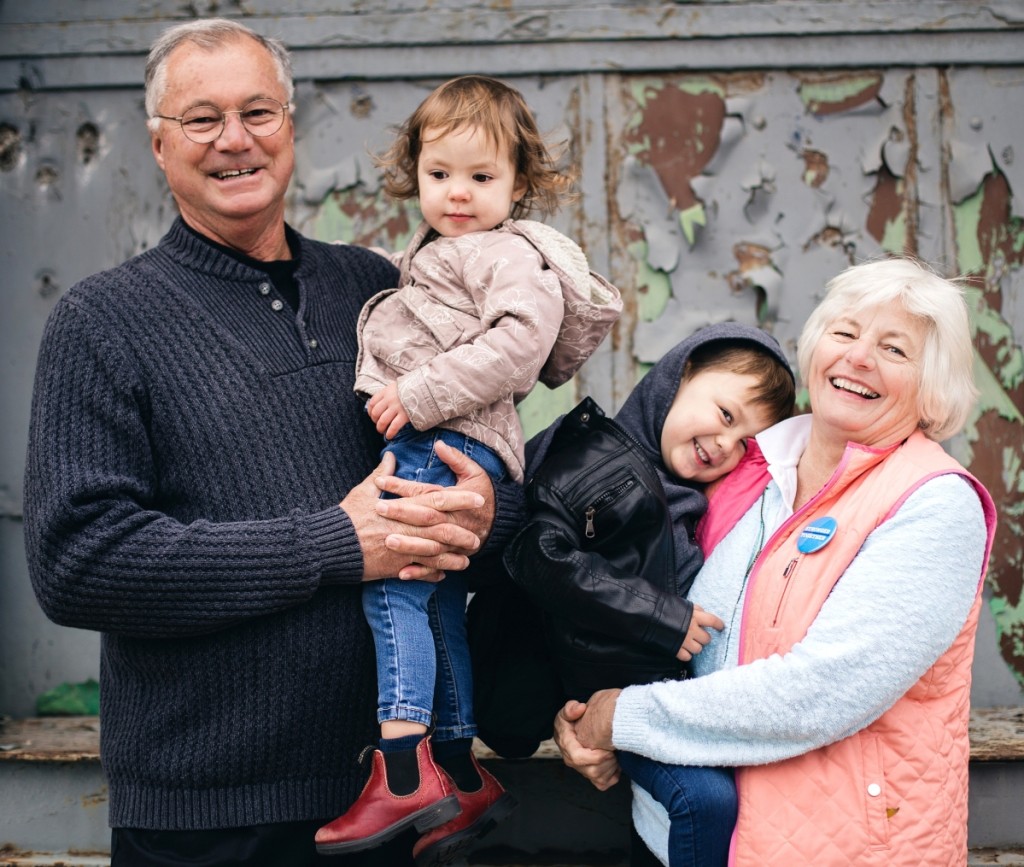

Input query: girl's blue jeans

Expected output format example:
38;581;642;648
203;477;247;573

362;426;505;743
618;751;737;867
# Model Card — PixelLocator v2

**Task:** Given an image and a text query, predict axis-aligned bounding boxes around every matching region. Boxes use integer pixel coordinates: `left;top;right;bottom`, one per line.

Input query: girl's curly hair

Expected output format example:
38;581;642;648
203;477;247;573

375;75;575;219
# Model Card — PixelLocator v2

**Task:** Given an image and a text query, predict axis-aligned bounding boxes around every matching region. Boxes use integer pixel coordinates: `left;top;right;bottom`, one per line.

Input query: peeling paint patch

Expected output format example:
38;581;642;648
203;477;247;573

798;72;885;115
0;122;21;171
950;139;995;204
961;167;1024;688
81;784;108;809
727;242;779;318
35;163;58;187
35;270;59;299
801;149;829;188
625;80;725;212
310;186;416;250
76;122;99;165
865;166;906;252
350;87;374;119
629;239;672;323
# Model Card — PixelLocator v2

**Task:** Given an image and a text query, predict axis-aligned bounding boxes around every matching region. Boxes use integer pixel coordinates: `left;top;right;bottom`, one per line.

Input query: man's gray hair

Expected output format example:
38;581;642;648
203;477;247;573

145;18;294;130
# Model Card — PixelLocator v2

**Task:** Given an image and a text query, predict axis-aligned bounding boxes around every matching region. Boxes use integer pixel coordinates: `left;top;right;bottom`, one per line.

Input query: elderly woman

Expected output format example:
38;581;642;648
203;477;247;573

556;257;996;867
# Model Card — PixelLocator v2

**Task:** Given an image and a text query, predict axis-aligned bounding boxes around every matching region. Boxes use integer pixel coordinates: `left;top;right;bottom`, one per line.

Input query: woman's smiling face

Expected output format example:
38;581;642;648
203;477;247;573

806;302;928;449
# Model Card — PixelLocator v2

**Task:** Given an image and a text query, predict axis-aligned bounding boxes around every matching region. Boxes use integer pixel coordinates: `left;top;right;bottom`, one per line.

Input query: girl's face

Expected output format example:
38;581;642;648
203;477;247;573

660;369;777;484
417;124;526;237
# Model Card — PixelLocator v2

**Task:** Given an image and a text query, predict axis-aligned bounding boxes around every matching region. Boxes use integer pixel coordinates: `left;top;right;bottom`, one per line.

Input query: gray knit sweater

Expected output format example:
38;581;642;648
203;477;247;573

23;217;523;830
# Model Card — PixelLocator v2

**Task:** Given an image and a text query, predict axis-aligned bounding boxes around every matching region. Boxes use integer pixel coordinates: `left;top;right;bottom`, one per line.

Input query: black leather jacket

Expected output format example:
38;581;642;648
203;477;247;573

503;397;695;701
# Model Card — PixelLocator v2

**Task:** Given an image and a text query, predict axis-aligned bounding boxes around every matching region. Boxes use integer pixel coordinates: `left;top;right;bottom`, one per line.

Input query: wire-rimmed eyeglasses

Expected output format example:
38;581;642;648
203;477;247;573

151;98;290;144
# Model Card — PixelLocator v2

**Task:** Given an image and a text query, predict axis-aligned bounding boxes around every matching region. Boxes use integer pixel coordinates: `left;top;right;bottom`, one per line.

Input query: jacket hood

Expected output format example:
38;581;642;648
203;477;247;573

614;321;794;471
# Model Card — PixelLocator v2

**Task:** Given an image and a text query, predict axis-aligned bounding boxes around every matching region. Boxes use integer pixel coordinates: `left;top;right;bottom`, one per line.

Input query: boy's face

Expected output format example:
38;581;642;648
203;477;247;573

660;369;777;484
417;124;526;238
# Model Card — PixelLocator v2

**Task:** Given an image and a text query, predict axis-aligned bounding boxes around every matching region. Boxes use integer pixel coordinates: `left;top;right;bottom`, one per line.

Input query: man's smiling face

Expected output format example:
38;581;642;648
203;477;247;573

149;35;294;249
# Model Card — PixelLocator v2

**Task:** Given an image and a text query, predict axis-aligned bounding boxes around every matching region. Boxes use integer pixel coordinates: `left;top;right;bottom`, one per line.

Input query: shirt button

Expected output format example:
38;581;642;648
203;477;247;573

259;282;271;295
867;783;881;797
308;338;318;349
271;299;284;311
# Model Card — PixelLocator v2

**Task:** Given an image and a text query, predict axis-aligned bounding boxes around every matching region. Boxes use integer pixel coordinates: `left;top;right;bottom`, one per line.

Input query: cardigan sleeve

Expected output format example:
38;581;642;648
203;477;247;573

611;474;988;766
23;298;363;640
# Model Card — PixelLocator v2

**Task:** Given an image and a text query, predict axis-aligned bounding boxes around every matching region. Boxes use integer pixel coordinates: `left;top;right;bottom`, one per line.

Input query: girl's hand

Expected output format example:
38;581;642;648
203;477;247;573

367;382;410;440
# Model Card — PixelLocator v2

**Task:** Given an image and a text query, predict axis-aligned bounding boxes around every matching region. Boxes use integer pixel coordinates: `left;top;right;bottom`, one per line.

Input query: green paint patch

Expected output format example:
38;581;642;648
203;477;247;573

678;78;725;98
518;380;577;440
628;239;672;322
311;189;417;250
973;352;1024;424
629;79;663;112
679;203;707;246
988;596;1024;689
798;75;882;114
970;285;1024;392
880;212;907;254
1004;446;1024;497
953;190;985;273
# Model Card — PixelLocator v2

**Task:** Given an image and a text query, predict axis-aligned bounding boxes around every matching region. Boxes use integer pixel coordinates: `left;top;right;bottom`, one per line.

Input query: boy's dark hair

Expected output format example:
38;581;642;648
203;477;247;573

683;341;795;427
374;74;574;219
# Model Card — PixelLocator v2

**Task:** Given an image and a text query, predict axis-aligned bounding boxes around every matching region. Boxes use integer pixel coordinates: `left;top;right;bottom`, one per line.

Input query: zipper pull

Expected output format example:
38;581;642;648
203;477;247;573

584;507;596;539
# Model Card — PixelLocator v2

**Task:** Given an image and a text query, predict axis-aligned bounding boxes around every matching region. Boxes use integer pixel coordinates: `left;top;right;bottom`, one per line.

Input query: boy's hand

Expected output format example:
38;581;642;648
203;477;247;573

676;604;725;661
367;382;410;439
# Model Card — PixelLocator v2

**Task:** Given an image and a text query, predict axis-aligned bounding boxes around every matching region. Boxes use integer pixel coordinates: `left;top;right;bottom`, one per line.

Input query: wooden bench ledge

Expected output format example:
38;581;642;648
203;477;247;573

3;706;1022;763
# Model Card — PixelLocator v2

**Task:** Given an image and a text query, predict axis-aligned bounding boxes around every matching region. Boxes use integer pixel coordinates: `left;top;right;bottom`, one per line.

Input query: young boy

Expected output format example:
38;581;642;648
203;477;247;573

504;322;795;867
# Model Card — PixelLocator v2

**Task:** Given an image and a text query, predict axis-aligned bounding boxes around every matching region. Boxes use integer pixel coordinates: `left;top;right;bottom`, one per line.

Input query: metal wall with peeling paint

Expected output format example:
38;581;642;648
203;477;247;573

1;2;1022;717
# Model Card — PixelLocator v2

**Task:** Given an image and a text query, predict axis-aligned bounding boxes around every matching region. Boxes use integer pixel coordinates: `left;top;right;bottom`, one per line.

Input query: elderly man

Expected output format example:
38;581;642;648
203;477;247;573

23;18;522;867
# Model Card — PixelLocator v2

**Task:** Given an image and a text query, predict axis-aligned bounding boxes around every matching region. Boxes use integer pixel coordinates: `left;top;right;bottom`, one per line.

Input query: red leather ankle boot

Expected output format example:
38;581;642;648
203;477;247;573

412;753;517;866
315;737;461;855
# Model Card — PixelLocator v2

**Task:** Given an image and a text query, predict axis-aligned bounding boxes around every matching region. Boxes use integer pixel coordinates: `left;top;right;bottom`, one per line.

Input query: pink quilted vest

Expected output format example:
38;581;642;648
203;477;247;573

699;432;996;867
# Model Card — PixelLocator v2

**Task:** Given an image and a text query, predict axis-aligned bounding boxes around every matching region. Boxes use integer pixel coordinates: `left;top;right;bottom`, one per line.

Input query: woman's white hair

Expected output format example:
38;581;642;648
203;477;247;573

796;257;978;442
144;18;294;132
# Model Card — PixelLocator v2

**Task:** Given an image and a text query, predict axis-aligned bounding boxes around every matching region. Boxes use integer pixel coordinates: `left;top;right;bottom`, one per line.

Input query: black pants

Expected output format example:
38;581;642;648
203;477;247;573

631;825;666;867
111;823;417;867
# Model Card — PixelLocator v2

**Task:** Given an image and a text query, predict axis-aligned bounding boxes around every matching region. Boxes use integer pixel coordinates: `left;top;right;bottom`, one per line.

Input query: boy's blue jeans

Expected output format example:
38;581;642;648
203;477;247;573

362;426;505;742
617;751;737;867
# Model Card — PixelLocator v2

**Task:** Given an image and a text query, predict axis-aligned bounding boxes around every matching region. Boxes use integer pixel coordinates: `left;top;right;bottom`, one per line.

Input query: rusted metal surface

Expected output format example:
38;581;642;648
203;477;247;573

970;707;1024;763
612;65;1024;692
0;0;1021;729
0;718;99;764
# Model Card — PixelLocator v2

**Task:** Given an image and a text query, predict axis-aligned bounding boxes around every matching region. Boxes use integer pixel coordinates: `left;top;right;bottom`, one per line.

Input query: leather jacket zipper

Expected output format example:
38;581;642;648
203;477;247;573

584;477;636;539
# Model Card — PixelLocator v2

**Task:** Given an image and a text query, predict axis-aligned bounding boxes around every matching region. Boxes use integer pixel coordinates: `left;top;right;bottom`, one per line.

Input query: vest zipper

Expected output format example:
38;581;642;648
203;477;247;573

770;558;800;628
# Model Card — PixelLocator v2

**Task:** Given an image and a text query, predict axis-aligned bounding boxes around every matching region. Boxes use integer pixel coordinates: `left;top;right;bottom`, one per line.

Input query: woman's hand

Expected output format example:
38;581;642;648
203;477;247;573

342;441;496;581
553;698;621;791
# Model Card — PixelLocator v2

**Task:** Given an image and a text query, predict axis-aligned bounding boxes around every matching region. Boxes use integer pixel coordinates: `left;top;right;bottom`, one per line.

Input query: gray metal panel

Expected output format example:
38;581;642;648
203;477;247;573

1;1;1021;717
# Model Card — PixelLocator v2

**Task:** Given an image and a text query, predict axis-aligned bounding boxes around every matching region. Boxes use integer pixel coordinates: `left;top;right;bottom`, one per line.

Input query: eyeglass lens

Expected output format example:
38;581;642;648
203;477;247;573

179;99;286;142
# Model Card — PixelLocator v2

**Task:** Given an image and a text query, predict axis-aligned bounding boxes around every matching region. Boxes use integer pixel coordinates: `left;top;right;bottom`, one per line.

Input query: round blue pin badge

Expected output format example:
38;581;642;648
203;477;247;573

797;516;837;553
